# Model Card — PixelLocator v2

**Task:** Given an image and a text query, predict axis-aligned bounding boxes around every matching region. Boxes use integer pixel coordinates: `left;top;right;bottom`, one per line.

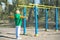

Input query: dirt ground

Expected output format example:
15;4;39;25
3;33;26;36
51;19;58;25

0;27;60;40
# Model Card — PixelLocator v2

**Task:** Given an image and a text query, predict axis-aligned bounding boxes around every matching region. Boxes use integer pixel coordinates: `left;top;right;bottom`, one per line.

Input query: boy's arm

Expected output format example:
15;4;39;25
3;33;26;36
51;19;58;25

8;16;14;19
20;16;26;18
8;16;23;18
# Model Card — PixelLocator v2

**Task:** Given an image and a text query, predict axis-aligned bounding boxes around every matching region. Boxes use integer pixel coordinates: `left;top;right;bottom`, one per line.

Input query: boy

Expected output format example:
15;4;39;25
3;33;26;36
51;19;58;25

14;9;23;39
9;9;25;39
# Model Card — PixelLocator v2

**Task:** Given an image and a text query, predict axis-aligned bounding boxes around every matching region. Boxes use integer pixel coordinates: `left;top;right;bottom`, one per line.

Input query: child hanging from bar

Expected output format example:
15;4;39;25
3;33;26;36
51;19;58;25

9;8;25;39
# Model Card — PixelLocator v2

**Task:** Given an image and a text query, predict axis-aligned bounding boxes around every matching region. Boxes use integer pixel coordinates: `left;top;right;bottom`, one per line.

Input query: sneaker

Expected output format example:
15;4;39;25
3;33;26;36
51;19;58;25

17;37;22;39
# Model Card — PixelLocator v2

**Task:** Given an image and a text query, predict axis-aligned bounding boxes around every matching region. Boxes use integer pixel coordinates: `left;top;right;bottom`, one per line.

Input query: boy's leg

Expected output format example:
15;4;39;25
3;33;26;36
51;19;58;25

18;26;22;39
16;26;18;39
16;26;21;39
18;26;21;35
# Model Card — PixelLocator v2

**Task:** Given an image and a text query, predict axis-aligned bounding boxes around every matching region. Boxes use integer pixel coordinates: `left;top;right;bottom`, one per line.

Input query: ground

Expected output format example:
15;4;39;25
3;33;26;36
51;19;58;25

0;27;60;40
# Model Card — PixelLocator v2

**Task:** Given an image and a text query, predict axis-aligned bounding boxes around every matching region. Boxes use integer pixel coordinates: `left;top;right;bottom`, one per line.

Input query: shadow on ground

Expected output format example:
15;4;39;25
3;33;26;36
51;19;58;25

0;35;16;39
7;33;33;37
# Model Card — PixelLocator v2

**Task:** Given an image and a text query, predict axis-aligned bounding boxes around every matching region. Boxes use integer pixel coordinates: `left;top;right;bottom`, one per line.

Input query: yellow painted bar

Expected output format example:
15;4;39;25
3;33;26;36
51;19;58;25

29;4;60;8
29;4;45;7
38;7;50;9
18;5;25;7
18;5;60;9
18;5;49;9
26;6;34;8
18;5;34;8
8;16;25;19
18;5;50;9
29;4;54;7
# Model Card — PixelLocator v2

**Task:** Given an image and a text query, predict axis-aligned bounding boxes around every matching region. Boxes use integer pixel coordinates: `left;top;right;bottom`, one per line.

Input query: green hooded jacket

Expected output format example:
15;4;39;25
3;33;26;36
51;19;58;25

14;13;22;26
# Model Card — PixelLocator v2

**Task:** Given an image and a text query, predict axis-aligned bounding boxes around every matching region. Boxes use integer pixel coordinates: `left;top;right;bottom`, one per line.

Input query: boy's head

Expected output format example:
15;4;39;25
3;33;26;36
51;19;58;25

15;9;20;14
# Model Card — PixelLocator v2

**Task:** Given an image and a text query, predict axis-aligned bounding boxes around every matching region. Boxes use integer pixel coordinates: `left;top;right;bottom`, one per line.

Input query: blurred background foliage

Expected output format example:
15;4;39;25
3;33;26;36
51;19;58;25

0;0;60;28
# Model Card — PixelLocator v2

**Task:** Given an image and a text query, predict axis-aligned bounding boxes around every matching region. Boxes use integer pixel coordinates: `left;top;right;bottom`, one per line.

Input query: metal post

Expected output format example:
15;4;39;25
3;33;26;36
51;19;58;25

45;9;48;31
23;6;26;34
55;8;58;31
34;0;40;36
55;0;58;31
34;6;38;36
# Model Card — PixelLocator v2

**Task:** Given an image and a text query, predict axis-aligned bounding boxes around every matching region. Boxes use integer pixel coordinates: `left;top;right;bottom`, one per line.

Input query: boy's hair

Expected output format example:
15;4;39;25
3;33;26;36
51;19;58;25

14;8;20;13
16;9;20;13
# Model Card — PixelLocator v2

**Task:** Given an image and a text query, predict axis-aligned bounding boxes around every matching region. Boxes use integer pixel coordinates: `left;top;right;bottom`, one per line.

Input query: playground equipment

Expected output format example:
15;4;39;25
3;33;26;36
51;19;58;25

17;4;59;36
8;0;59;37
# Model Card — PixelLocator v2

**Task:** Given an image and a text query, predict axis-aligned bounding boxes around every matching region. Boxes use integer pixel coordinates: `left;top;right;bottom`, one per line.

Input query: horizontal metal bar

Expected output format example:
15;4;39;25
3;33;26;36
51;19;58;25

18;5;34;8
29;4;60;8
29;4;45;7
18;5;50;9
18;4;60;9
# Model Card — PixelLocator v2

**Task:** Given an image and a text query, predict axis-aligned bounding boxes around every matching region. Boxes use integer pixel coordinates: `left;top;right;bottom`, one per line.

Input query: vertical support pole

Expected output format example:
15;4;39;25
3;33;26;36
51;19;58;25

34;6;38;36
23;6;26;34
55;8;58;31
45;9;48;31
